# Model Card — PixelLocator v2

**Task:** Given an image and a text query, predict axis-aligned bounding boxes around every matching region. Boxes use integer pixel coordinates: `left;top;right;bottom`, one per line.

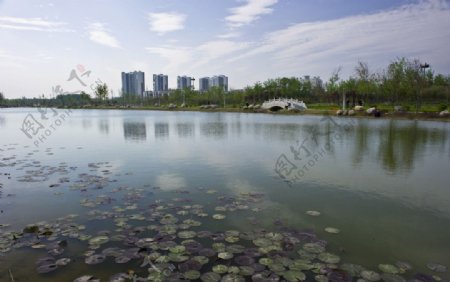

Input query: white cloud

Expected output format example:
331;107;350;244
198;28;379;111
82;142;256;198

217;31;241;39
230;0;450;78
87;23;121;48
146;39;251;73
226;0;278;28
148;12;186;35
0;16;72;32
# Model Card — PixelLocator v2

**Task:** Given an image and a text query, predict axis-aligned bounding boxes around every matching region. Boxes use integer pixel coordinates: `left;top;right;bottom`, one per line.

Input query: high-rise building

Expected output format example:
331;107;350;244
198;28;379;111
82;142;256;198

199;75;228;92
153;74;168;96
177;76;193;90
199;77;210;92
121;71;145;97
210;75;228;91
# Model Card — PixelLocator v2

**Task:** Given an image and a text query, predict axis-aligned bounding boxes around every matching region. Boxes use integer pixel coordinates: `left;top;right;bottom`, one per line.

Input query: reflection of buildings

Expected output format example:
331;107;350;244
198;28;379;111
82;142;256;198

176;123;195;138
121;71;145;97
155;123;169;139
123;121;146;141
200;122;228;138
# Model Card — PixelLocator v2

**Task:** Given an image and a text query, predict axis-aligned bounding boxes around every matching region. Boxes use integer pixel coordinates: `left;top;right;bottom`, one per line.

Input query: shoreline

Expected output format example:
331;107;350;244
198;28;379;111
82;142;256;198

2;105;450;122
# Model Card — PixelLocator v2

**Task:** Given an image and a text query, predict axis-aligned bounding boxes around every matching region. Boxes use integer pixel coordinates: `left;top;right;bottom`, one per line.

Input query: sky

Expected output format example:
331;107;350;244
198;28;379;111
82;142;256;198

0;0;449;98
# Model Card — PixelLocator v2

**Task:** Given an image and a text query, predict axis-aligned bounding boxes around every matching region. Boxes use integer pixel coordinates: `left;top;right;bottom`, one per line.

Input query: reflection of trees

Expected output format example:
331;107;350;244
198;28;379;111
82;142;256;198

82;119;92;129
351;121;369;165
98;119;109;135
155;123;169;139
123;121;146;141
0;116;5;127
176;123;194;138
377;120;447;173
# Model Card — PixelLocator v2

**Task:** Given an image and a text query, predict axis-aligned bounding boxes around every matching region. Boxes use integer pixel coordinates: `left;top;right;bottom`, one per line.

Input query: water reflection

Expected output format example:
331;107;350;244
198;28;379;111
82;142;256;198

98;119;109;135
200;122;228;138
0;116;5;127
82;119;92;129
376;120;447;173
123;120;146;141
176;123;194;138
155;123;169;139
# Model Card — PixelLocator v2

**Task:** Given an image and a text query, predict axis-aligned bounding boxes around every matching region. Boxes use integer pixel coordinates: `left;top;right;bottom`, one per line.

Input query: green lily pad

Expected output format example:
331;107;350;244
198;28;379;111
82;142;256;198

212;264;228;274
178;231;196;239
169;245;186;254
318;252;340;264
324;227;340;234
306;210;321;216
303;243;325;254
184;270;201;280
378;264;399;274
253;238;272;247
212;214;226;220
218;252;234;260
283;270;306;282
361;270;381;281
200;272;221;282
88;236;109;245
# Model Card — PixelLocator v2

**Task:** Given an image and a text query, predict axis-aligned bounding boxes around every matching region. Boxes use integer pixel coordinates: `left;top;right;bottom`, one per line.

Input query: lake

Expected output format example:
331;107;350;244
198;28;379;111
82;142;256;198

0;108;449;281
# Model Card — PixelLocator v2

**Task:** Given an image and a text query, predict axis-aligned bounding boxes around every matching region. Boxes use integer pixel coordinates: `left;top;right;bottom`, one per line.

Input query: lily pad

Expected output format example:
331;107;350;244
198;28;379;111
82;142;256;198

218;252;234;260
283;270;306;282
324;227;340;234
378;264;399;274
302;243;325;254
361;270;381;281
200;272;221;282
306;210;321;216
184;270;201;280
36;263;58;274
317;252;340;264
212;214;226;220
427;262;447;273
212;264;228;274
85;254;106;265
88;236;109;245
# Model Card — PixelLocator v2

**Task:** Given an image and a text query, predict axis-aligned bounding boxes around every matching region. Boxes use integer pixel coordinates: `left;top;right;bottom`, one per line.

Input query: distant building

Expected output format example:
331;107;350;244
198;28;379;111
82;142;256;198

153;74;169;96
199;75;228;92
177;76;193;90
199;77;210;92
210;75;228;91
121;71;145;97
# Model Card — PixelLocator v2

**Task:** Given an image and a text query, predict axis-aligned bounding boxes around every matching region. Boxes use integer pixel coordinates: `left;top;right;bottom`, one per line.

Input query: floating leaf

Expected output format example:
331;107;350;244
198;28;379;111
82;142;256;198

283;270;306;282
88;236;109;245
378;264;399;274
306;211;321;216
212;214;226;220
324;227;340;234
302;243;325;254
184;270;201;280
200;272;221;282
361;270;381;281
426;262;447;273
318;252;340;264
212;264;228;274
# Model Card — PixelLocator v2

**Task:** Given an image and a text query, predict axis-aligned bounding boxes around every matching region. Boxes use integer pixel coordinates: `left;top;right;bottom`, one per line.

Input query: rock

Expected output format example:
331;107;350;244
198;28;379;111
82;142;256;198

367;107;376;114
336;110;343;116
343;110;349;116
394;105;404;112
168;103;177;109
348;110;356;116
254;104;261;109
439;110;449;117
354;105;364;111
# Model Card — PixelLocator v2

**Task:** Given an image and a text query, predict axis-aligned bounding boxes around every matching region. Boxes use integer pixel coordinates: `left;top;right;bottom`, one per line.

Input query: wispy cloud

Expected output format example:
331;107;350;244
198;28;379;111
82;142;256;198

226;0;278;28
217;31;241;39
148;12;186;35
0;16;72;32
87;23;121;48
230;0;450;76
147;39;251;73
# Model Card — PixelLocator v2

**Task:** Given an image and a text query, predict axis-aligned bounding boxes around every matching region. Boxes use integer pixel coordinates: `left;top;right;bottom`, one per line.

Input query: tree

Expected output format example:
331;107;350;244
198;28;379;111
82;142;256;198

95;83;109;101
0;92;4;105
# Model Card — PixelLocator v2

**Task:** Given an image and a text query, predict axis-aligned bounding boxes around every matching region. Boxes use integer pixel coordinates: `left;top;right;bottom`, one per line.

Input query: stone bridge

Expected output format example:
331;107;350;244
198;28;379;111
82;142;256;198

261;98;307;111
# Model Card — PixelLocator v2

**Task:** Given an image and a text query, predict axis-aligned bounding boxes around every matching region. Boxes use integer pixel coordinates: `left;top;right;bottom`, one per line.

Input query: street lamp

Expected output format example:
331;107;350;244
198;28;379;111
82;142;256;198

417;63;430;113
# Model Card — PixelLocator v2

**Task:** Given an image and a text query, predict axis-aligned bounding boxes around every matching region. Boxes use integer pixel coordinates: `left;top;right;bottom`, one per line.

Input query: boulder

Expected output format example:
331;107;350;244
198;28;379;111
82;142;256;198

348;110;356;116
366;107;376;114
336;110;343;116
354;105;364;111
439;110;449;117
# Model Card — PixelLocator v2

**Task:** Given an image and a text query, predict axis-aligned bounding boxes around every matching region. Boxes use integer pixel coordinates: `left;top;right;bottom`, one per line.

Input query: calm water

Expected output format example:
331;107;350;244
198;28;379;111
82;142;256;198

0;108;449;281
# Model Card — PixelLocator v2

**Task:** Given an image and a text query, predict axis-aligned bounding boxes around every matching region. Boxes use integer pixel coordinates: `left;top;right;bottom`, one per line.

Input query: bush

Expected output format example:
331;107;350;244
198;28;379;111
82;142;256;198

438;104;448;112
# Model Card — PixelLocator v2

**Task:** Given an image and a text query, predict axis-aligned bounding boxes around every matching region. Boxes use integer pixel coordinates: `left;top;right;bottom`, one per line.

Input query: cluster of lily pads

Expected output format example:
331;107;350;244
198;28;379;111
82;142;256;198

0;146;449;281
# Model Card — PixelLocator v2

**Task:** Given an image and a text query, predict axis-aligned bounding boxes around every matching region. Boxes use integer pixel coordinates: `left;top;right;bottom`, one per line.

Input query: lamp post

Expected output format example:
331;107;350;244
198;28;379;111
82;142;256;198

418;63;430;113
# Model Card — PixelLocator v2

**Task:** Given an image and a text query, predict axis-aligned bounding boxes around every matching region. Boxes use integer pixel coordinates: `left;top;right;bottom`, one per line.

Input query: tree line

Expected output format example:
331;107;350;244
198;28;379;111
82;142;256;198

1;57;449;111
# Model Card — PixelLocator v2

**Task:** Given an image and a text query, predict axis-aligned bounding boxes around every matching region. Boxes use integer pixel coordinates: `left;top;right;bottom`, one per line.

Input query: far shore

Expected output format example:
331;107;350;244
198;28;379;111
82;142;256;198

3;105;449;122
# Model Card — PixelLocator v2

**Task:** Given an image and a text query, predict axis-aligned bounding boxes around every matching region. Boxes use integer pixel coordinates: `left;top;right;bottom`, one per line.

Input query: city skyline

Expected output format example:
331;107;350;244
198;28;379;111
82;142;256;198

0;0;449;98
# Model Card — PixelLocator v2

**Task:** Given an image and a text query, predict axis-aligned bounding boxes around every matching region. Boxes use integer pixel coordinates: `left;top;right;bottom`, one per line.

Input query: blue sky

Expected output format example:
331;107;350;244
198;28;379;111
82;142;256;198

0;0;449;98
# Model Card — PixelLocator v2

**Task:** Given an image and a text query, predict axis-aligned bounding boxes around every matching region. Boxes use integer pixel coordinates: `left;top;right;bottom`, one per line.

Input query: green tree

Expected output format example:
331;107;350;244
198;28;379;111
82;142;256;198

95;83;109;101
0;92;4;105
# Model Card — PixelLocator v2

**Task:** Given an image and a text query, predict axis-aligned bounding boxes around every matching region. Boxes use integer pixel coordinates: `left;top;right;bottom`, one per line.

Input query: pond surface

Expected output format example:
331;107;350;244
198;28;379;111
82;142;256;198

0;108;449;281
